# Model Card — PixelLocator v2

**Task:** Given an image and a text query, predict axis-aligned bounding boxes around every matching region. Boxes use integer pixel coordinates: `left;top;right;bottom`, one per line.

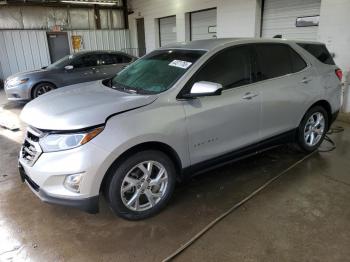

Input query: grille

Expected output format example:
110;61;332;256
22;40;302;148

20;127;43;166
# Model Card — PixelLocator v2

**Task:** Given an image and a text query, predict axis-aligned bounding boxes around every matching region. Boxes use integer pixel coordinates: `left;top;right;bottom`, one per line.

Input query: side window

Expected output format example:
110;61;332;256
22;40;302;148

297;43;335;65
121;55;132;63
289;48;307;73
98;54;132;65
98;54;118;65
73;54;98;68
255;44;294;80
189;46;252;90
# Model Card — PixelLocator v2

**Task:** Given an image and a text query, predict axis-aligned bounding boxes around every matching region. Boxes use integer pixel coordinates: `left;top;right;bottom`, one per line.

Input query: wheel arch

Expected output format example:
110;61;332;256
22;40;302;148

30;81;57;99
306;100;332;128
99;141;183;194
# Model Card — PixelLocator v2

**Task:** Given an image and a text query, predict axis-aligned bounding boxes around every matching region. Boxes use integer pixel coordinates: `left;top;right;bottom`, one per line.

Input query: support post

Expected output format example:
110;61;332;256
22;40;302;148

94;4;101;29
122;0;129;29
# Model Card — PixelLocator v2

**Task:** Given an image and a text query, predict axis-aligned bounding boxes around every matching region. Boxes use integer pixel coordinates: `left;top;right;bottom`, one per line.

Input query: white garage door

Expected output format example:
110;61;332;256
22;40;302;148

191;8;217;41
159;16;176;47
262;0;321;40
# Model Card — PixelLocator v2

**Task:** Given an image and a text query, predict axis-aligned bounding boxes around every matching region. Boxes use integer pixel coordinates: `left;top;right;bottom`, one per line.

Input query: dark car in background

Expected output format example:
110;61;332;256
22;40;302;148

4;50;137;101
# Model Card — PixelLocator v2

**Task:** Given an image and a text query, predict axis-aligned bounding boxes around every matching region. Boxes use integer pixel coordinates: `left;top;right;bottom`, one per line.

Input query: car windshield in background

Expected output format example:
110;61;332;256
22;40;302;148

110;49;206;94
46;54;75;69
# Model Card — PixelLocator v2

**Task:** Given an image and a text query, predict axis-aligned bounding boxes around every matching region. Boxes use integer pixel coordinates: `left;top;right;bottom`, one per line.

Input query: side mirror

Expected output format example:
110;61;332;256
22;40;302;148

183;81;223;98
64;65;74;71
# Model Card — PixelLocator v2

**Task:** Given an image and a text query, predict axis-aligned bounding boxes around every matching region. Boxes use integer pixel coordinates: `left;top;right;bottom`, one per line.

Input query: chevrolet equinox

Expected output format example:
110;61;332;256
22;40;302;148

19;38;342;220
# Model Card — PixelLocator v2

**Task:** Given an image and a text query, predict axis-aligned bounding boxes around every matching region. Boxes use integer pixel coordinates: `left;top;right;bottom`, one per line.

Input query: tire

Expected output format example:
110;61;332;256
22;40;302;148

296;106;329;152
107;150;176;220
32;82;55;99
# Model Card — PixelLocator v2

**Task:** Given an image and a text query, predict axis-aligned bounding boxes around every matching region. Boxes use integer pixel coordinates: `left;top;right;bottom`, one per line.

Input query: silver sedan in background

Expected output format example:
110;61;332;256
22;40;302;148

4;50;137;101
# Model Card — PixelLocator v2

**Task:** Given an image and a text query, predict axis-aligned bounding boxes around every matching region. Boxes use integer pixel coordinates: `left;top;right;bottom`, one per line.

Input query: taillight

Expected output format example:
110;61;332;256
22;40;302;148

335;69;343;81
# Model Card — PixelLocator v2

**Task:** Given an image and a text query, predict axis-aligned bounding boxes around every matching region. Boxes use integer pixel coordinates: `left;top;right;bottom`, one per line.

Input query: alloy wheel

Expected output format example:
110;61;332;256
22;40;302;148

35;85;54;97
120;161;168;211
304;112;325;147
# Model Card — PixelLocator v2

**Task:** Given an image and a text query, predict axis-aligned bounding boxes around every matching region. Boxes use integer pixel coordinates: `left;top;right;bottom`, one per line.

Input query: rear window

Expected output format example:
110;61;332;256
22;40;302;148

297;43;335;65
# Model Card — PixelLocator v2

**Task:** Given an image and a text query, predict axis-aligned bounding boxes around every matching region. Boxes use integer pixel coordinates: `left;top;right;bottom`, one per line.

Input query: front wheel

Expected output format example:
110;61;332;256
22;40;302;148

107;150;176;220
32;82;55;99
296;106;329;152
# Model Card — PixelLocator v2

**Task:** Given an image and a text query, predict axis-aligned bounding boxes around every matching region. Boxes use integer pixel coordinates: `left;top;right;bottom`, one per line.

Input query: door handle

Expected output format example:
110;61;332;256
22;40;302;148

301;77;311;84
242;92;258;100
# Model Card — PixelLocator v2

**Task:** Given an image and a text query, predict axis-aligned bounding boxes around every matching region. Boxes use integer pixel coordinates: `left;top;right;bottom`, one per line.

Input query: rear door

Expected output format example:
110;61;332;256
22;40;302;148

182;45;261;165
254;43;314;140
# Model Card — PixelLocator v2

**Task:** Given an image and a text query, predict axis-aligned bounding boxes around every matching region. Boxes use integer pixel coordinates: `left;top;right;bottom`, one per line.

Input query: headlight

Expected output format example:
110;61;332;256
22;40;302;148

39;126;104;152
7;78;29;87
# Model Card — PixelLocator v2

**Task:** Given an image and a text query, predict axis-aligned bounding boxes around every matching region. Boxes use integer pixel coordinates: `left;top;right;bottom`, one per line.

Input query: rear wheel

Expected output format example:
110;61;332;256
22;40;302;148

32;82;55;99
296;106;328;152
107;150;176;220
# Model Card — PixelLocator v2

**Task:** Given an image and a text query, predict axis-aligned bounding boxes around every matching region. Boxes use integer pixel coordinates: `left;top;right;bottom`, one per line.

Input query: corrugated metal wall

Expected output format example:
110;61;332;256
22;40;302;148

159;16;176;47
0;30;51;80
0;6;124;30
262;0;321;40
0;29;130;80
191;9;217;41
68;30;130;53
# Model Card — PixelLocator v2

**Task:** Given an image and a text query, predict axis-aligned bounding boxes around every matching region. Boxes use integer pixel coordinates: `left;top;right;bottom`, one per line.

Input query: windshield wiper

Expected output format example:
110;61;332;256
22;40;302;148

112;82;140;94
106;80;153;95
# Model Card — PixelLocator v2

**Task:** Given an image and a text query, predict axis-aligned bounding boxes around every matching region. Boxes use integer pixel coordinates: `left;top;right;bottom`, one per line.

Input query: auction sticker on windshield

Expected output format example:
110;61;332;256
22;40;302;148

169;60;192;69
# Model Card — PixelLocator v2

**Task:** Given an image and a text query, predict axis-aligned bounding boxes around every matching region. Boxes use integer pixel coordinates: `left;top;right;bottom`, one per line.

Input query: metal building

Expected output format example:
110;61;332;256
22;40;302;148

0;0;131;80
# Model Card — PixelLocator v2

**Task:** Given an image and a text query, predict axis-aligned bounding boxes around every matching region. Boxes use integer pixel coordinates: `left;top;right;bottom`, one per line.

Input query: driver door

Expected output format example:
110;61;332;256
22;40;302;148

182;45;261;165
64;54;100;85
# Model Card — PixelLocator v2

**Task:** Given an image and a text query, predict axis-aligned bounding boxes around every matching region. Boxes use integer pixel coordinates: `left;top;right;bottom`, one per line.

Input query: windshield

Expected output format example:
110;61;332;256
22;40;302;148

47;54;75;69
110;49;205;94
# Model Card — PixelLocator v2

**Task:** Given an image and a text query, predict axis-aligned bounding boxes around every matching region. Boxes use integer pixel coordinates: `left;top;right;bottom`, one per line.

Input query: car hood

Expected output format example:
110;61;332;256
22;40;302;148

20;81;158;130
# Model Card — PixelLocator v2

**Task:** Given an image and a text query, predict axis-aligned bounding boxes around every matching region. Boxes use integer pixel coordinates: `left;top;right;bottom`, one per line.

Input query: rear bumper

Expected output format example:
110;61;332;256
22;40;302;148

19;163;99;214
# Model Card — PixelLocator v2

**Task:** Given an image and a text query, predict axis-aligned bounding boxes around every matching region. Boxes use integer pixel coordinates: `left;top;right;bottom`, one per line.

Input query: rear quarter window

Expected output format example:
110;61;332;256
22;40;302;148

288;47;307;73
297;43;335;65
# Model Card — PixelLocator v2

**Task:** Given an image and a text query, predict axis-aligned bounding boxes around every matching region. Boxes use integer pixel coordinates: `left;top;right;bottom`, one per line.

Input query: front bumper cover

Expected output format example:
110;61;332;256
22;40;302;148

4;82;31;101
19;163;99;214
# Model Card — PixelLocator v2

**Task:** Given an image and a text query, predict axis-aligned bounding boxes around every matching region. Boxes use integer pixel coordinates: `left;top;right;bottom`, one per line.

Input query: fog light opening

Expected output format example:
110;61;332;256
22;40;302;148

64;173;84;193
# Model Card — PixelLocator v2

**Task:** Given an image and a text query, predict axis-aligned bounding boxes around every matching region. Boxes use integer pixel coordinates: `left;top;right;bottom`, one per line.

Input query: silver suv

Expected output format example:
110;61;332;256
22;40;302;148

19;38;342;220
